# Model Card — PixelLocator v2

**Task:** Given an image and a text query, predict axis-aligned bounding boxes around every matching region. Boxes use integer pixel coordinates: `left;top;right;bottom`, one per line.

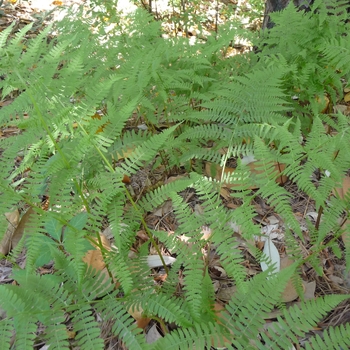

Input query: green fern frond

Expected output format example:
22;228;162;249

0;22;15;49
142;294;192;327
71;305;104;349
120;125;178;175
139;173;200;212
305;321;350;350
223;265;296;347
12;316;37;350
262;294;350;349
151;322;228;350
96;294;147;350
0;318;13;350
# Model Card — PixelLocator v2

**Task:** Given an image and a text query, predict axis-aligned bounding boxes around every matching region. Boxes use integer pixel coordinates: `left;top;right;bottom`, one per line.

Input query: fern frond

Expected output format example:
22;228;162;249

262;294;350;349
305;321;350;350
71;305;104;349
223;265;296;348
96;293;147;350
0;318;13;350
141;294;192;327
152;322;228;350
120;125;178;175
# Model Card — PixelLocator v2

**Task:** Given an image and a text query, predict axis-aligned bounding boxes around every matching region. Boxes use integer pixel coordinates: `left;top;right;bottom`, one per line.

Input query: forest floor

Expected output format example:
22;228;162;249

1;1;350;349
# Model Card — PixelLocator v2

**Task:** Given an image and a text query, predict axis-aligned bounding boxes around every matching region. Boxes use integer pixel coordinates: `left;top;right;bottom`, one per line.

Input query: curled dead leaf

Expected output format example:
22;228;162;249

128;305;151;329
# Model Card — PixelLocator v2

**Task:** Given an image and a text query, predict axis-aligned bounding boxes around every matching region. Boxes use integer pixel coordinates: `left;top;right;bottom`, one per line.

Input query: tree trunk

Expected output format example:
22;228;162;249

262;0;314;29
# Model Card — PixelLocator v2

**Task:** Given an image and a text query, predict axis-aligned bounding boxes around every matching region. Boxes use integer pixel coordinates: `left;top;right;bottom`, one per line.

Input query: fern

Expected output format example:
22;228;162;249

0;1;350;349
261;294;350;349
305;322;350;350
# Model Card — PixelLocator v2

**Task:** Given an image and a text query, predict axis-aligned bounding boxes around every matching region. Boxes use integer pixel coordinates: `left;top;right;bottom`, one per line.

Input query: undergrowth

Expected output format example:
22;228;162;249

0;0;350;349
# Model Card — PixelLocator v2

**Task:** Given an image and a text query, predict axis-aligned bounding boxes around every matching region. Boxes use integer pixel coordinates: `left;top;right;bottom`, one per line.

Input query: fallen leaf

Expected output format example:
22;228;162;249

219;187;231;200
329;274;343;285
213;302;234;348
116;146;136;160
146;255;176;268
82;233;114;288
302;280;316;300
333;177;350;244
146;324;162;343
200;226;212;240
136;229;149;241
217;285;237;302
341;218;350;245
315;94;329;113
280;257;305;302
10;207;35;252
82;233;111;271
260;238;280;275
153;200;173;217
334;176;350;199
344;92;350;103
0;209;20;255
333;104;348;114
128;305;151;329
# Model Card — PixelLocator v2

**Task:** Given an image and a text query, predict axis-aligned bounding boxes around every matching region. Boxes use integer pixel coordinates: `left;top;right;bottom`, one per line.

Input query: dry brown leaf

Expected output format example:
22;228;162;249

344;92;350;103
8;207;35;253
66;329;76;339
116;146;136;161
334;104;348;114
212;302;234;347
219;187;231;200
136;230;149;241
82;233;115;289
329;274;343;285
0;209;20;255
153;200;173;217
82;233;111;271
341;219;350;245
217;285;237;302
128;305;151;329
315;94;330;113
280;257;305;302
164;174;188;184
334;176;350;199
333;176;350;244
302;280;316;300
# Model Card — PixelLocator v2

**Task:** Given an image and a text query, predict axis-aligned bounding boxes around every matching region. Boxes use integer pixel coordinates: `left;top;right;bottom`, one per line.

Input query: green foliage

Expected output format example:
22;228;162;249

0;1;349;349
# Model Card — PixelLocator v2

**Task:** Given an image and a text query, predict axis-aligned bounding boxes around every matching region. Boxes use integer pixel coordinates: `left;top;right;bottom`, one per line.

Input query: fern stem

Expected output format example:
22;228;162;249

124;188;170;274
315;206;323;231
76;121;169;273
76;122;115;173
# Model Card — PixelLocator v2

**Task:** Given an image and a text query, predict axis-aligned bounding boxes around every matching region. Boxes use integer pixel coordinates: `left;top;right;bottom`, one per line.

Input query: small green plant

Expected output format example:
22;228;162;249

0;1;350;349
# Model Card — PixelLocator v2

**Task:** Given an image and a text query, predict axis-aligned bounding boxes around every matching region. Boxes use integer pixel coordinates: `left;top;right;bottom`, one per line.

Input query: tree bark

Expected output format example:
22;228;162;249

262;0;314;29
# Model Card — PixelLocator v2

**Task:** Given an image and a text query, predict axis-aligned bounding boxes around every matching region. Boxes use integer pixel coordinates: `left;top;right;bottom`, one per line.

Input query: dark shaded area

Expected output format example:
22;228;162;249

262;0;315;29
